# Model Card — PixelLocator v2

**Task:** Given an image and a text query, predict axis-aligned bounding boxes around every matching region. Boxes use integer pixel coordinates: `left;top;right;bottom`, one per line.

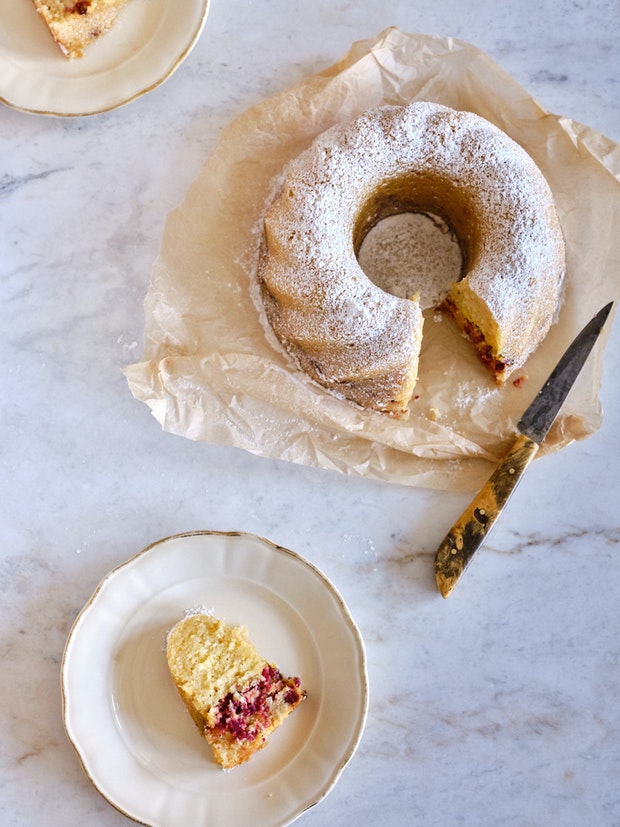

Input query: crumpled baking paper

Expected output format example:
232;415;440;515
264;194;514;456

124;28;620;492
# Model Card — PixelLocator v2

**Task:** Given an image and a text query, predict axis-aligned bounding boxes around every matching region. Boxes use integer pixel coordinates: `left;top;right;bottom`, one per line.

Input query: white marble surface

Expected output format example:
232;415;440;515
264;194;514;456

2;1;619;826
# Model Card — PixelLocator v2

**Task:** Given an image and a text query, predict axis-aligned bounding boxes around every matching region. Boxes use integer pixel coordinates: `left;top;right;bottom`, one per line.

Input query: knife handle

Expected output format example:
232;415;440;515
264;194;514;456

435;433;540;598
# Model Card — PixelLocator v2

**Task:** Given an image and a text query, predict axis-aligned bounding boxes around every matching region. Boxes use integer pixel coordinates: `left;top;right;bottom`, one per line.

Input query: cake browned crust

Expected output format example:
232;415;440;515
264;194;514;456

257;101;565;414
33;0;131;59
166;614;306;769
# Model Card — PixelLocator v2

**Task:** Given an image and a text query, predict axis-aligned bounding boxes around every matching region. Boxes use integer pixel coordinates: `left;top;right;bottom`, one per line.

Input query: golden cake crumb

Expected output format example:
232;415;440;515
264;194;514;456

33;0;131;59
166;614;306;769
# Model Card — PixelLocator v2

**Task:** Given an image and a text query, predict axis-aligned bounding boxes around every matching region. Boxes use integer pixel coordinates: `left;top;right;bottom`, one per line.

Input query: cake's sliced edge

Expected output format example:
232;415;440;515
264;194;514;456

439;293;513;383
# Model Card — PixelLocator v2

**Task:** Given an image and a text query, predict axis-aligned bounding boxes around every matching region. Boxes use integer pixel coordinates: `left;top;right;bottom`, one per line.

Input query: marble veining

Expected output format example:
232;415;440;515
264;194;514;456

1;1;619;826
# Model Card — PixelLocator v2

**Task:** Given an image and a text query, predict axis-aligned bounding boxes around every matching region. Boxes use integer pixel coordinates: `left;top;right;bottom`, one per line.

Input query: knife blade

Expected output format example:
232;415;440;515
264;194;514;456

435;301;613;599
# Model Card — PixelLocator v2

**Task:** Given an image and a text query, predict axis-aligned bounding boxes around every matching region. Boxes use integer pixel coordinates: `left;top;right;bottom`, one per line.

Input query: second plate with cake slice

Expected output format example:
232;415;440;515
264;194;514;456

62;531;368;827
0;0;210;115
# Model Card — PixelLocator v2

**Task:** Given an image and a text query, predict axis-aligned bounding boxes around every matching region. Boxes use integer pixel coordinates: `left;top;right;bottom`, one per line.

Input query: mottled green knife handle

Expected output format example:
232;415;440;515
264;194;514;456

435;433;540;598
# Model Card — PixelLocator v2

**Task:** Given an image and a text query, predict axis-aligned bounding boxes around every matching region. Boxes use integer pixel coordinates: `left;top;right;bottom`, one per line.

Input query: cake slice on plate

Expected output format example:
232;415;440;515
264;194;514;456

33;0;131;59
166;614;307;769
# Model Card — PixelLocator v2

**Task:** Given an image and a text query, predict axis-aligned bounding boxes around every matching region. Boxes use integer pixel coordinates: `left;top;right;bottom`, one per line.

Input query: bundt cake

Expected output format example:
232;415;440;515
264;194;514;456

256;101;565;415
166;613;306;769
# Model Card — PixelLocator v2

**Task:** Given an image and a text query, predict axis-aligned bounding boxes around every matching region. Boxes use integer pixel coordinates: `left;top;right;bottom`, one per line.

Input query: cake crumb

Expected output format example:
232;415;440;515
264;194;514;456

167;614;306;769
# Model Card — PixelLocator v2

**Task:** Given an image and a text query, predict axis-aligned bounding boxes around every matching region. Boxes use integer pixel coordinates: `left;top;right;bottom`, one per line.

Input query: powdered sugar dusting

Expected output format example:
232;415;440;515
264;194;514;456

358;212;462;308
257;101;564;411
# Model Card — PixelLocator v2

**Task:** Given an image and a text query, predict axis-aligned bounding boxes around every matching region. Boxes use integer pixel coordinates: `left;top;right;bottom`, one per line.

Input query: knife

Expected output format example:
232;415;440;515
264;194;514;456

435;301;614;598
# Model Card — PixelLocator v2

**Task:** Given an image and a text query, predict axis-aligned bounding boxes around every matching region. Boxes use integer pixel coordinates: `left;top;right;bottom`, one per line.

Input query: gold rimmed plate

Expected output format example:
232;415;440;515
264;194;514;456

61;531;368;827
0;0;209;116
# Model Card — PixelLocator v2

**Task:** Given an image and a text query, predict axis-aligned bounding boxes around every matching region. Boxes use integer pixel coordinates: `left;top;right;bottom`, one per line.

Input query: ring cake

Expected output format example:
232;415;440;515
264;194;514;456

257;101;565;416
166;614;306;769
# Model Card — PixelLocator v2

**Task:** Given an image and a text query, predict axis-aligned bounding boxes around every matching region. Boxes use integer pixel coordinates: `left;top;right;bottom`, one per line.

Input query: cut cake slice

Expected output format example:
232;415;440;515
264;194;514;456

166;614;307;769
33;0;131;59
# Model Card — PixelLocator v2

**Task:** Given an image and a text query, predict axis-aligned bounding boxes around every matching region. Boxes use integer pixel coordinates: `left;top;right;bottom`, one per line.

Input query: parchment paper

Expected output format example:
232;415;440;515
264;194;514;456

125;28;620;492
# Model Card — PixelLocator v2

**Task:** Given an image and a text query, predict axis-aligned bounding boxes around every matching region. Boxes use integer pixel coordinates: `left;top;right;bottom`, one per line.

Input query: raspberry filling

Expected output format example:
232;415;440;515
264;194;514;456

213;666;303;742
441;296;511;376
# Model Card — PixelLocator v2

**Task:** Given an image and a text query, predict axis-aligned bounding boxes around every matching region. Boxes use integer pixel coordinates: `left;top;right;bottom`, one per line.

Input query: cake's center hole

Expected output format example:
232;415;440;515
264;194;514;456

357;212;463;309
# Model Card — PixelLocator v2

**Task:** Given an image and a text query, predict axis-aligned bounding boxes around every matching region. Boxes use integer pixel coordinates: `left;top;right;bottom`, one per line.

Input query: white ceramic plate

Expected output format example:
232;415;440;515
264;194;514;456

0;0;209;116
62;531;368;827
